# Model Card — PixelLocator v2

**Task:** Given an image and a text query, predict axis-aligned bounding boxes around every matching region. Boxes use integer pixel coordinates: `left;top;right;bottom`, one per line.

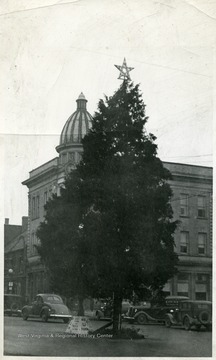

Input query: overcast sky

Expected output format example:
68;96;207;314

1;0;215;224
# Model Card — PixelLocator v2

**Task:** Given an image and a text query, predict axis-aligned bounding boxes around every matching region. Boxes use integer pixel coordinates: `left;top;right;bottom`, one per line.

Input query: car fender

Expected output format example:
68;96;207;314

40;306;50;317
183;314;193;324
22;305;32;314
96;309;104;317
165;313;174;324
134;311;153;322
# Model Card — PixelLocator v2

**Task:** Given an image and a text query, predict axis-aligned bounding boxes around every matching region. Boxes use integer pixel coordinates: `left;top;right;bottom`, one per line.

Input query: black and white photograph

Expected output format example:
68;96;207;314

1;0;214;357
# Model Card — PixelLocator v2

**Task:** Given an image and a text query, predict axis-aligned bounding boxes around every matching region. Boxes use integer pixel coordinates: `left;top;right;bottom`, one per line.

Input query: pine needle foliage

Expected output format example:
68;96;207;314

37;80;178;330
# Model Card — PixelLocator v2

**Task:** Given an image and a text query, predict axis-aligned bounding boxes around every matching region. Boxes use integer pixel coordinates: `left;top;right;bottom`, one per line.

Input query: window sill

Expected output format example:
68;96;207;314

179;215;189;218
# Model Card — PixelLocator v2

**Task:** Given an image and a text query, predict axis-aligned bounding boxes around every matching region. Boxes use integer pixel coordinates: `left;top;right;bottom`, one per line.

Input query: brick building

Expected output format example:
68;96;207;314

4;217;28;299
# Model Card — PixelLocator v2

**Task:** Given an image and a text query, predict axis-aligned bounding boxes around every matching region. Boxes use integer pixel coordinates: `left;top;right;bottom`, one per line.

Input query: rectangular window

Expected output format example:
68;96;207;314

36;195;40;218
30;233;33;254
177;273;189;297
198;233;207;255
195;293;206;300
69;152;75;161
62;153;67;164
18;256;23;273
195;279;207;300
196;274;207;283
32;233;39;256
180;232;189;254
44;191;47;205
180;194;189;216
197;196;206;218
32;197;36;219
163;281;171;297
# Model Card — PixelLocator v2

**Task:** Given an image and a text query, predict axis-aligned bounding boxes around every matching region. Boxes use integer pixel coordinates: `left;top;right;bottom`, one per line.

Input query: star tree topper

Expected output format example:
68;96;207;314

114;58;134;81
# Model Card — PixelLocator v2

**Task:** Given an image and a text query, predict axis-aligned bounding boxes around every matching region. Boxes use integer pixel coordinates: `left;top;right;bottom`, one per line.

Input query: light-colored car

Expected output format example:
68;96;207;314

22;294;72;323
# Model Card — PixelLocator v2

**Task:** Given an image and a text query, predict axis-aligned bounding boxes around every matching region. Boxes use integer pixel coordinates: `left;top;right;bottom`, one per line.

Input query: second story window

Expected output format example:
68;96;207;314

32;195;39;219
180;231;189;254
32;197;36;219
36;195;40;218
197;196;206;218
180;194;189;216
198;233;207;255
44;191;48;205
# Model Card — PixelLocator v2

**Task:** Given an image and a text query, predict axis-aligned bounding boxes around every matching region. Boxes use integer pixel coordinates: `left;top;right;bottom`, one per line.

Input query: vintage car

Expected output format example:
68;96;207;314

164;300;212;331
4;294;24;317
124;296;189;325
95;299;132;320
22;294;72;323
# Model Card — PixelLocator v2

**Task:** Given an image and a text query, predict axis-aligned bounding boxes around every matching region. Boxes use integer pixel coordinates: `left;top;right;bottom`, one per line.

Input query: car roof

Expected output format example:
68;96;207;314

4;294;22;298
37;294;62;298
165;296;189;300
180;300;212;304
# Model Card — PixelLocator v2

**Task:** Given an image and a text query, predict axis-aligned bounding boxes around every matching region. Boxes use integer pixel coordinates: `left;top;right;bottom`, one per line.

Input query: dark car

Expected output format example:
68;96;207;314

165;300;212;331
124;296;189;325
22;294;72;323
4;294;24;317
95;299;132;320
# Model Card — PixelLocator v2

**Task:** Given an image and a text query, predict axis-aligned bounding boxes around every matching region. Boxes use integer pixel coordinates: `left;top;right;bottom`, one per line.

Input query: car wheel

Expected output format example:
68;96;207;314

63;318;70;324
22;310;28;321
165;317;172;328
41;311;48;322
198;311;210;325
183;316;191;331
11;303;19;312
137;313;148;325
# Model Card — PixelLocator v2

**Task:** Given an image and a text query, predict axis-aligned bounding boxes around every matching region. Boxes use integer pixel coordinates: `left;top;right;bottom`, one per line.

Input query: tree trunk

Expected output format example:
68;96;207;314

112;292;122;337
77;296;84;316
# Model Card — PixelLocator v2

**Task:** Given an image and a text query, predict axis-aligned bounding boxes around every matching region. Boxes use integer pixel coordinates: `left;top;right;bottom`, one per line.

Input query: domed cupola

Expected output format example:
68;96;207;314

56;93;92;168
57;93;92;150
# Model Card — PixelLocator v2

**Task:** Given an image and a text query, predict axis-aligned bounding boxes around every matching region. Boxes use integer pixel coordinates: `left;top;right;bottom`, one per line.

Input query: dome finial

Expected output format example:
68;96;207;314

76;92;87;109
78;92;86;100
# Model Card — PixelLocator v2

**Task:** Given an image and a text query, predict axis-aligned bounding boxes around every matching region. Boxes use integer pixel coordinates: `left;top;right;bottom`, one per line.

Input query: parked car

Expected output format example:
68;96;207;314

4;294;24;317
95;299;132;320
165;300;212;331
22;294;72;323
124;296;189;325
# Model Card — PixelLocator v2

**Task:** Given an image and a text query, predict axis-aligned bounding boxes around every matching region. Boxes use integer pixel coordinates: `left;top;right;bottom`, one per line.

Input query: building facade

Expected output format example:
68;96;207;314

22;93;93;300
162;162;212;301
22;93;212;302
4;217;28;299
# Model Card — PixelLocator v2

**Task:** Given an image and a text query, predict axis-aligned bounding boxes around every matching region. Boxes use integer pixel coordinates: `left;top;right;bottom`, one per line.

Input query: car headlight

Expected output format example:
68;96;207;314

170;309;174;313
49;308;55;314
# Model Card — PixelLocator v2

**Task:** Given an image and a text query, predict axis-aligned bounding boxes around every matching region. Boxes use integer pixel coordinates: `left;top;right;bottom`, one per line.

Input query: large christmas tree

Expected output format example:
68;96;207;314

37;75;178;335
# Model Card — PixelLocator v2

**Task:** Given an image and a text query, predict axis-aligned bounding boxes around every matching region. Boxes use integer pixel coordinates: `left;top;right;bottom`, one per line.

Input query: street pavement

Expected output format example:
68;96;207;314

4;315;212;357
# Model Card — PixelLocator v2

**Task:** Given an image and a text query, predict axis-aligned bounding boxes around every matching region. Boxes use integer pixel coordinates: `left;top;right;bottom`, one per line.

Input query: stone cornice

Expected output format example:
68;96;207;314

22;166;59;188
